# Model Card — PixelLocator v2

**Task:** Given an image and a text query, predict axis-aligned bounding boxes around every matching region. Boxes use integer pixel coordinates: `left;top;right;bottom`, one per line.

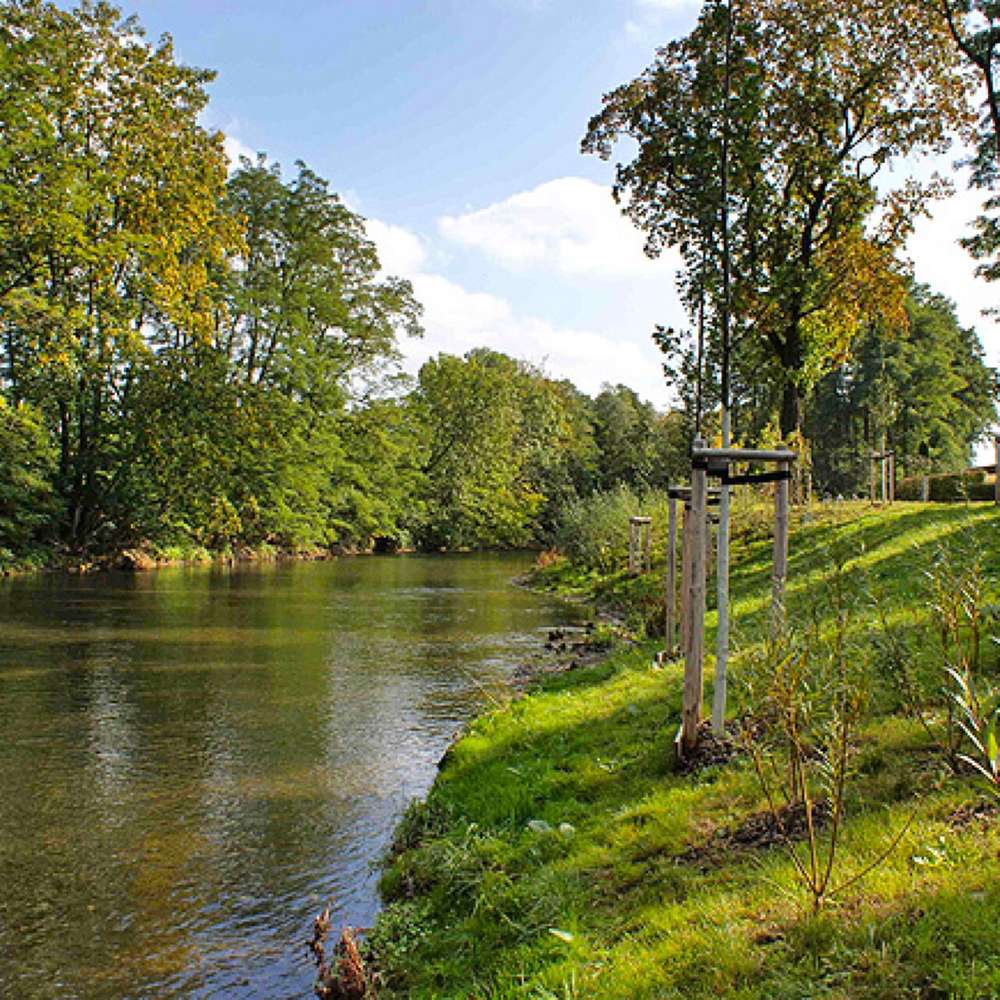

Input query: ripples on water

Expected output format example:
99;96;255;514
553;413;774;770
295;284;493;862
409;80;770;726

0;554;586;999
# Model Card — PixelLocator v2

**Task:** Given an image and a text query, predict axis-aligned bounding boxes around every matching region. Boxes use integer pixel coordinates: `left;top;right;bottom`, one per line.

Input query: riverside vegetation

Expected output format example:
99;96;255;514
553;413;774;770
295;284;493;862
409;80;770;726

362;499;1000;999
1;2;995;575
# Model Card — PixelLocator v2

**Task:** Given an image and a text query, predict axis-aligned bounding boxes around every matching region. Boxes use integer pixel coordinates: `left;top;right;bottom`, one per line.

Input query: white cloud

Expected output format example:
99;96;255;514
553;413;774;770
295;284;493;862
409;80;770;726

364;203;672;405
222;133;257;172
906;179;1000;362
365;219;428;276
624;0;701;41
438;177;679;280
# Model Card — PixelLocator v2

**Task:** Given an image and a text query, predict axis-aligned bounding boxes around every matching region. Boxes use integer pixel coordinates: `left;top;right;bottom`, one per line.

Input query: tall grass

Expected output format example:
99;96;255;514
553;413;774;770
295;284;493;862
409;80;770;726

555;486;672;575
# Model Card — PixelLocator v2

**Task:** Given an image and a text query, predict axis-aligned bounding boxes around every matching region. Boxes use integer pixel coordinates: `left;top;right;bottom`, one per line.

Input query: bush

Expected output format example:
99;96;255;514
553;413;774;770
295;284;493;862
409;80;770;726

897;469;993;502
0;398;60;567
555;486;672;574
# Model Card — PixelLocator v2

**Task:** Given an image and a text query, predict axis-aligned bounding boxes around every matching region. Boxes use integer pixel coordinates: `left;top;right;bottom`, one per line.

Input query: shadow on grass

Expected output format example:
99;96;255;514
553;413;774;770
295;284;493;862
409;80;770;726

373;505;1000;999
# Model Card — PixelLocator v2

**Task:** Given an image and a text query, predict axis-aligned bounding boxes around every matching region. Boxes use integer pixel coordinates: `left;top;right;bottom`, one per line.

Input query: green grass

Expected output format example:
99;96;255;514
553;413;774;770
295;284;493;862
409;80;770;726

369;502;1000;999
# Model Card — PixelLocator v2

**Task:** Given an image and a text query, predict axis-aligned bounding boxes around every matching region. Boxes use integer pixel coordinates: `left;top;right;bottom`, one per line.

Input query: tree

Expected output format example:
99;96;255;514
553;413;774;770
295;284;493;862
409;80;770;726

0;0;240;549
217;157;421;397
410;351;604;550
120;155;425;553
590;384;686;490
584;0;968;437
0;398;59;564
412;351;539;549
806;284;997;494
929;1;1000;282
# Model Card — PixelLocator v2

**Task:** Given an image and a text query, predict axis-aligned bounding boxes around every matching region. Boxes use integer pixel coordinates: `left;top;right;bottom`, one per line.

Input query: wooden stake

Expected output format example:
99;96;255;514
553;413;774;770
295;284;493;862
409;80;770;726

680;503;692;657
921;475;930;502
683;441;707;752
888;452;895;504
881;433;888;503
993;434;1000;507
666;497;677;655
772;457;790;633
713;486;731;736
712;411;732;739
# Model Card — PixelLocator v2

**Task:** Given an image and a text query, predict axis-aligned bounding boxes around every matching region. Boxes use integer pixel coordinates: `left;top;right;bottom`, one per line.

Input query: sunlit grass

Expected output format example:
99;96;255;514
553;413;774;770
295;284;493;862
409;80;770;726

369;501;1000;999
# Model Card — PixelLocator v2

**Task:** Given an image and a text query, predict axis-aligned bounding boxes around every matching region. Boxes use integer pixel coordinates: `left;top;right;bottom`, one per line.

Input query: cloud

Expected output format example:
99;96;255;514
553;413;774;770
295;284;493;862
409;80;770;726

438;177;679;280
222;133;257;172
906;180;1000;361
624;0;701;40
364;206;671;405
365;219;428;276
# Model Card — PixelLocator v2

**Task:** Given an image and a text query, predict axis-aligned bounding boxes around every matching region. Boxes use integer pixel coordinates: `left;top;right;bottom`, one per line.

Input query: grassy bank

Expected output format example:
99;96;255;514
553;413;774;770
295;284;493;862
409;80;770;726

366;502;1000;999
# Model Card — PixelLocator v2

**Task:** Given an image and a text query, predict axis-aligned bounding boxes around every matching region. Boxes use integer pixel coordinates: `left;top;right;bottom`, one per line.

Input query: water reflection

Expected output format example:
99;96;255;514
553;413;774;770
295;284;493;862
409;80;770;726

0;554;585;998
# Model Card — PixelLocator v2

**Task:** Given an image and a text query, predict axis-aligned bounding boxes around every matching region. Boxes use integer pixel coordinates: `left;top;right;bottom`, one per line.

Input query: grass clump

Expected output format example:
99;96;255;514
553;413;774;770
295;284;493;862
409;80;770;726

369;502;1000;998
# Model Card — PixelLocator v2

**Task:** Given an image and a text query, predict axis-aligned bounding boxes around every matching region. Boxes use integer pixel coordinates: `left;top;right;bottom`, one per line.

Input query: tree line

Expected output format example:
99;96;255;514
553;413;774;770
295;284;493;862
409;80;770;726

0;0;688;570
0;0;997;569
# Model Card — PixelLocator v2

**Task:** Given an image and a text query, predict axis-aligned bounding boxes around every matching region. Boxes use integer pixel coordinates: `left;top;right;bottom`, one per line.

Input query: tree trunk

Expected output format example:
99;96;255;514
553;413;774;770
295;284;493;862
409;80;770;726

780;380;801;439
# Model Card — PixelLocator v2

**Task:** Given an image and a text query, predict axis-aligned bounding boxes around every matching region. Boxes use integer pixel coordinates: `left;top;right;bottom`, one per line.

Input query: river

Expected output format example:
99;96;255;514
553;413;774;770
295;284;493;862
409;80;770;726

0;553;587;999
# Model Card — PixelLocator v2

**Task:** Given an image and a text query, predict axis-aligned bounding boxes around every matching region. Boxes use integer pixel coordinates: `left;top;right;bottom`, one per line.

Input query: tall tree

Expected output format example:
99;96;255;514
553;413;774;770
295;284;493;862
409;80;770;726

584;0;968;437
0;0;240;549
929;1;1000;282
129;156;425;552
806;283;997;494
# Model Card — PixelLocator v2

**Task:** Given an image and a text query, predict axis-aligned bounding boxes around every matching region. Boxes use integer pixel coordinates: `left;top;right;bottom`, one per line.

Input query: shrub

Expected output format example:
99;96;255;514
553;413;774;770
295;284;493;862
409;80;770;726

555;486;672;574
896;469;993;502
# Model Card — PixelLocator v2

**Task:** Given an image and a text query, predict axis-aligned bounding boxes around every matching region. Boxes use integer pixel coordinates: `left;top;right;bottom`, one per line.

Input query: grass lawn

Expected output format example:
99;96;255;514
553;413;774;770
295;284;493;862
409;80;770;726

367;502;1000;999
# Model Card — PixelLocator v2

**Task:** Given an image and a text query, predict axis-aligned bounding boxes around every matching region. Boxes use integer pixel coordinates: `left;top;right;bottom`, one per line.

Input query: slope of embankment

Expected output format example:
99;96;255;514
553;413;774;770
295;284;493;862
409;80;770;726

366;502;1000;999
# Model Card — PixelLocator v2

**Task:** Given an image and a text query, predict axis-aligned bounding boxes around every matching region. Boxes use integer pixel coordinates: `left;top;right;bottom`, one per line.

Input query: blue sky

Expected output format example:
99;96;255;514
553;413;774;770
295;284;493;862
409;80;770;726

122;0;1000;424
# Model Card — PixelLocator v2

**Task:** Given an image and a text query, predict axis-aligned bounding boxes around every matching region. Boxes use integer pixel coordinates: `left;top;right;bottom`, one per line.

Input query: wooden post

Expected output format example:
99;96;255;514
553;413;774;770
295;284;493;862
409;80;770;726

643;519;652;573
921;475;930;502
994;435;999;507
713;483;731;737
881;434;888;504
888;452;895;504
683;440;707;752
772;456;790;633
627;519;636;575
704;513;714;579
870;452;876;505
680;503;692;656
666;497;677;655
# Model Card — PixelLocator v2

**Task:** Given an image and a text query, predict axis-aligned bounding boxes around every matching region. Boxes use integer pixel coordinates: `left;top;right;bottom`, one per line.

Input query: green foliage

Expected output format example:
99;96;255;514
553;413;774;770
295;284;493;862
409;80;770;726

590;385;687;491
0;397;59;566
585;0;968;436
555;486;671;576
874;535;1000;776
412;351;600;550
950;666;1000;796
896;470;994;502
736;549;884;913
0;0;241;549
807;284;997;496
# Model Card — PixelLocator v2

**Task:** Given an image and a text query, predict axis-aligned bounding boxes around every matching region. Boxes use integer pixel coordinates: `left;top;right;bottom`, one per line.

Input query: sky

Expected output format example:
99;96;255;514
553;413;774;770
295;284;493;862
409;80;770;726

120;0;1000;430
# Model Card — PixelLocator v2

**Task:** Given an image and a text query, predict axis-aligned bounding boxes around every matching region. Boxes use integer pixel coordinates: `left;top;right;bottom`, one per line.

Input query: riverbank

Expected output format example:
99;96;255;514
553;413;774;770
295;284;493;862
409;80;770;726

0;541;324;577
363;502;1000;999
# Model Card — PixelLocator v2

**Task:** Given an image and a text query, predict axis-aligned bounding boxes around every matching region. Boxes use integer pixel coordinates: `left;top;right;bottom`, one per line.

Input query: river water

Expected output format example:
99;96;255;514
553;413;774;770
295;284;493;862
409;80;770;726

0;553;586;999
